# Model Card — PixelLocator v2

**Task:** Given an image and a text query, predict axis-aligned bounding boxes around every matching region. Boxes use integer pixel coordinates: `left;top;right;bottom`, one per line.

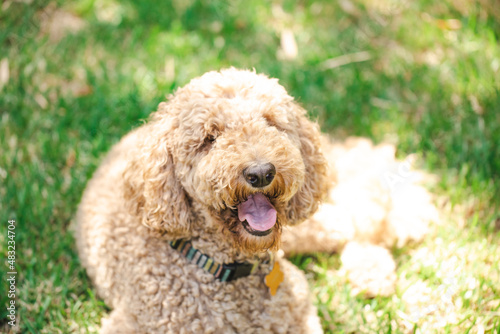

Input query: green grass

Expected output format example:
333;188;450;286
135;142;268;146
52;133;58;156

1;0;499;332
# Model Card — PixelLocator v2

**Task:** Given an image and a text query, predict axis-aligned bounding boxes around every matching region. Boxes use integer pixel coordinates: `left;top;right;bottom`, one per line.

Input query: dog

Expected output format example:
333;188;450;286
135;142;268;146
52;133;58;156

76;68;438;333
76;68;329;333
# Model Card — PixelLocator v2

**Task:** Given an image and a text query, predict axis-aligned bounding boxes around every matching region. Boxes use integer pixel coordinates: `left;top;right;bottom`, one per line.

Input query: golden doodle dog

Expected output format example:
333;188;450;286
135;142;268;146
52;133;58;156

76;68;437;333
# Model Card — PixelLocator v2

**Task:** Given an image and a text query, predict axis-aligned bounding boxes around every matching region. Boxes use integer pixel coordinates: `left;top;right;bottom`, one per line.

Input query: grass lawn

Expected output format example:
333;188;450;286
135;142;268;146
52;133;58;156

1;0;499;332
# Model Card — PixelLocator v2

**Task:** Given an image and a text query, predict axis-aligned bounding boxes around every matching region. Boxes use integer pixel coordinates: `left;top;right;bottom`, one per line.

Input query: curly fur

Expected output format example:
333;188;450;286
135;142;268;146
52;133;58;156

76;68;328;333
282;137;439;297
76;68;438;332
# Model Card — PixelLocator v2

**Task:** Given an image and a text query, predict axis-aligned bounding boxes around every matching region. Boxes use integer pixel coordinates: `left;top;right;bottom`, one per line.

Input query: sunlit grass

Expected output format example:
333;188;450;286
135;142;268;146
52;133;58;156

1;0;499;332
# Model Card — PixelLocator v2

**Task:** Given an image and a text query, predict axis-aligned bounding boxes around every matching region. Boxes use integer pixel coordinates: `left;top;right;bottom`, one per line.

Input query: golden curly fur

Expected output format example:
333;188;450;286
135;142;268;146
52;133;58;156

76;68;328;333
76;68;438;332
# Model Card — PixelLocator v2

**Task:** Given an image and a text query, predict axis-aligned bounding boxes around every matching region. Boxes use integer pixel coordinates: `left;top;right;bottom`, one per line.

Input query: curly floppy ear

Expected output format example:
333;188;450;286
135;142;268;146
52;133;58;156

123;110;192;238
286;104;329;225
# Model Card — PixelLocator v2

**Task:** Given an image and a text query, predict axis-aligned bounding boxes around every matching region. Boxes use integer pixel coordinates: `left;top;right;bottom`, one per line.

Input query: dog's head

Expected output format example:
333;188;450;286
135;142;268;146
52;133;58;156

124;68;328;253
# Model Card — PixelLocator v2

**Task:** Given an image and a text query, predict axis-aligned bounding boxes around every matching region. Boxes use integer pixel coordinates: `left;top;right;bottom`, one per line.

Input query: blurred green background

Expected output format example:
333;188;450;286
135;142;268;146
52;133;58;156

1;0;499;332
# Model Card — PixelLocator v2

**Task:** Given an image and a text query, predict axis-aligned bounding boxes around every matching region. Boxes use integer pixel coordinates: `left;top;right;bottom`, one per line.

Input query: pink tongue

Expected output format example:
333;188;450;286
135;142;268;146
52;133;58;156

237;193;277;231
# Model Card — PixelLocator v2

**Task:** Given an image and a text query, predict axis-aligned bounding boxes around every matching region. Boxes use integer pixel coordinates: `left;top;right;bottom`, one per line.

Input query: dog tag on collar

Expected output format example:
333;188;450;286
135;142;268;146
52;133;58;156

265;261;284;296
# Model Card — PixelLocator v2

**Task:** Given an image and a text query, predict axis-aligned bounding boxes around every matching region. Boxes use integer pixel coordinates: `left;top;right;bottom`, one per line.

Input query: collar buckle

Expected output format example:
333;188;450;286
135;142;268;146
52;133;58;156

221;262;255;282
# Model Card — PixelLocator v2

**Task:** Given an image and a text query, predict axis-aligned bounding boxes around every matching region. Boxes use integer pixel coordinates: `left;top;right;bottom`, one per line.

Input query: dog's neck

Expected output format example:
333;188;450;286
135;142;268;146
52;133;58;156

186;223;275;264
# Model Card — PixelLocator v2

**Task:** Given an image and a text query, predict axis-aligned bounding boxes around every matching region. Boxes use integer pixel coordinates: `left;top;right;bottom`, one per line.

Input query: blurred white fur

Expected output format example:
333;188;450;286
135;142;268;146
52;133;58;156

282;137;439;297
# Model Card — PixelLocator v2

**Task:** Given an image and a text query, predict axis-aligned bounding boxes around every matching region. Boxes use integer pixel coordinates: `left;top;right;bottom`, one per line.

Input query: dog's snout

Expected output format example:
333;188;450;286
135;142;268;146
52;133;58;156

243;163;276;188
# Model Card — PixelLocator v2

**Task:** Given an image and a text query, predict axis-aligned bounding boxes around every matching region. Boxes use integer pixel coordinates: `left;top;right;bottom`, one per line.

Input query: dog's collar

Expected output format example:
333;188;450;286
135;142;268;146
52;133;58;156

170;239;271;282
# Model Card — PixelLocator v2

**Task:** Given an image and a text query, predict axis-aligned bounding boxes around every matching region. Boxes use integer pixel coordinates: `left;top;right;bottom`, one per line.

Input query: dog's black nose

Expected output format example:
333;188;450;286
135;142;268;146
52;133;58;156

243;163;276;188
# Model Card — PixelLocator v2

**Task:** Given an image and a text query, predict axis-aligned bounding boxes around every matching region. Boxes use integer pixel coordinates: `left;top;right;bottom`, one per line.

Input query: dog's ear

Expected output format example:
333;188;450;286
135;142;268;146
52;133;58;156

286;104;329;225
123;107;192;238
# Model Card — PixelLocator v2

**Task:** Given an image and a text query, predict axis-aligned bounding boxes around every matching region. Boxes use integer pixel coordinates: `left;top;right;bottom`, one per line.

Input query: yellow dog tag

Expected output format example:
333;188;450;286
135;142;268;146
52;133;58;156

265;261;284;296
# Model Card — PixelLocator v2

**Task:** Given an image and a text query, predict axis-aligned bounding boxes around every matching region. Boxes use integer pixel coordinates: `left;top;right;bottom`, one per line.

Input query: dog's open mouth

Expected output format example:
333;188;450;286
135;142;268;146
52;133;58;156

241;220;273;236
236;193;277;237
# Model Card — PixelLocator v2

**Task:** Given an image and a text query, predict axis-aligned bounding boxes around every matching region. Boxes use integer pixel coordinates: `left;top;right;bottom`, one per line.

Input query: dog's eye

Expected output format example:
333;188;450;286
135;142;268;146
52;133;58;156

205;134;216;144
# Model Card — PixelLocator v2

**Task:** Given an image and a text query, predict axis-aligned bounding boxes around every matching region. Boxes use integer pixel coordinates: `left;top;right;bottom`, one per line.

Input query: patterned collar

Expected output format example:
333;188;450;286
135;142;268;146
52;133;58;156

169;239;271;282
